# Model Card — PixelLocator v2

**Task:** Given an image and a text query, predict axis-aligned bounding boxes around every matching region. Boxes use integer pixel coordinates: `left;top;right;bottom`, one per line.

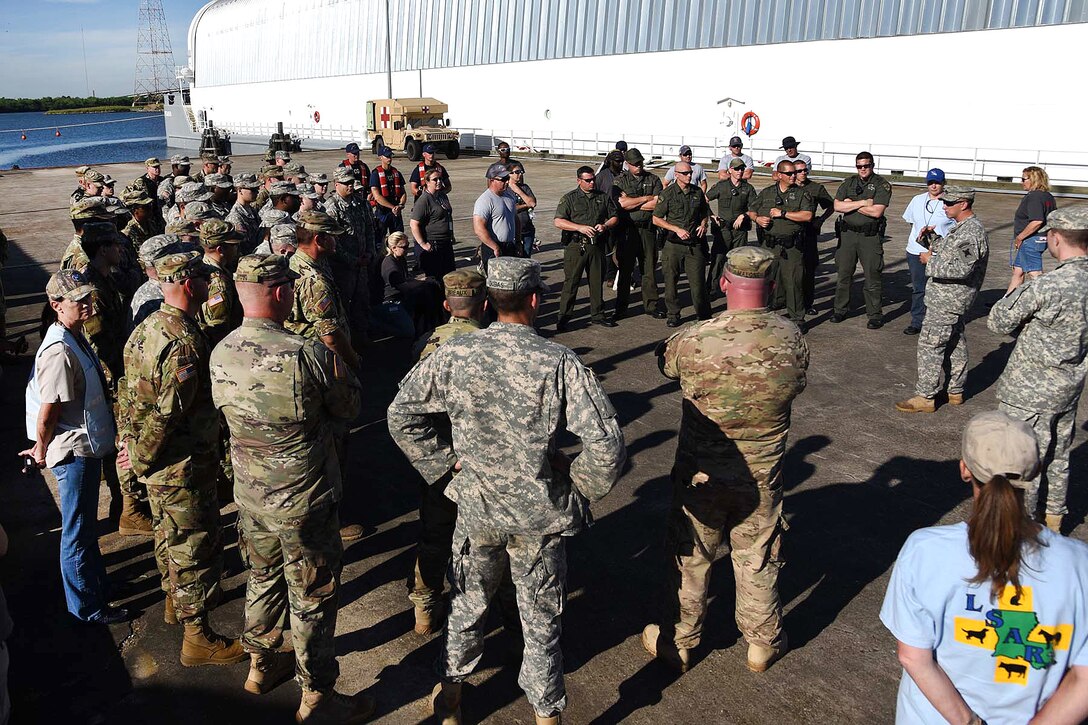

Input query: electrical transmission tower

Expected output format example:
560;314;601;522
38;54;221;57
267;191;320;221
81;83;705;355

132;0;177;106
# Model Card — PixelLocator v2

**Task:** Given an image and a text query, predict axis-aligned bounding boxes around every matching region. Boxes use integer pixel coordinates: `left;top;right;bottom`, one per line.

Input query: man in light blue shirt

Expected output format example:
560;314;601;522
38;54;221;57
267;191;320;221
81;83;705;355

901;168;955;334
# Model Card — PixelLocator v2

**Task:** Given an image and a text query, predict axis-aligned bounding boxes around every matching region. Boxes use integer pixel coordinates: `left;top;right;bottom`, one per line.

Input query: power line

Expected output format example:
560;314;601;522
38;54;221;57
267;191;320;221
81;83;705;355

132;0;177;105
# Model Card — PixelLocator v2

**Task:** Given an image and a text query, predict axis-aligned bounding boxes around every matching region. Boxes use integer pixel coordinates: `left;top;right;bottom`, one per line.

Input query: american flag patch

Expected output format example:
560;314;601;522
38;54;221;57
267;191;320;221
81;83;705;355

207;293;224;308
176;364;195;383
317;296;332;313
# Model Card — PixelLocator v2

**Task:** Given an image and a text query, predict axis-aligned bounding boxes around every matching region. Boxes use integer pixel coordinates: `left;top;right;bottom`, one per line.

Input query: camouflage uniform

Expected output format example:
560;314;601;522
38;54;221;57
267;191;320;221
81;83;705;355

915;212;988;398
388;263;625;717
286;248;350;342
198;257;242;348
130;279;164;331
82;264;128;389
227;201;262;253
414;316;483;362
323;183;376;335
657;267;808;652
988;246;1088;517
211;293;361;692
750;183;815;322
119;281;223;624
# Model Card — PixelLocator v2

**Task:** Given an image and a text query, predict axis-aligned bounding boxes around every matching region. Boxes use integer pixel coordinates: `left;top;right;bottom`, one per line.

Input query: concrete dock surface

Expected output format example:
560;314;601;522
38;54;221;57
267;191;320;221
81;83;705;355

0;151;1085;724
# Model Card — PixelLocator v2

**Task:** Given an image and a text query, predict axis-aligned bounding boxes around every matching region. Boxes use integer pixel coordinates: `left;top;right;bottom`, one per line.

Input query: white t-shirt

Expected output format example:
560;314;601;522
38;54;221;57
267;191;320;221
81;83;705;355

773;152;812;168
902;191;955;256
472;188;519;245
880;523;1088;725
717;153;754;172
664;163;707;187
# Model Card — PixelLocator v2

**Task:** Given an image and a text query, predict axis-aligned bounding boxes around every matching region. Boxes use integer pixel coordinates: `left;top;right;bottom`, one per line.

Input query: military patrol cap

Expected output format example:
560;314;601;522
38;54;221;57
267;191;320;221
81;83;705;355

234;253;300;284
46;269;94;302
154;250;213;283
940;186;975;204
260;165;285;180
70;196;114;220
199;219;242;248
296;210;345;235
423;143;437;154
121;189;154;206
729;136;744;147
169;154;191;166
144;157;161;167
607;149;624;163
234;172;260;190
296;182;321;199
625;148;645;165
139;234;183;267
172;175;192;187
333;167;356;184
217;155;231;164
83;169;105;184
1038;205;1088;234
282;162;307;176
269;181;299;197
177;181;213;204
165;218;199;237
204;173;233;189
274;150;291;161
725;245;776;279
308;172;329;185
962;410;1039;487
487;257;547;293
486;162;510;180
345;142;361;155
184;201;221;223
270;223;298;246
260;208;292;228
728;157;747;170
378;146;394;158
75;166;90;177
780;136;800;149
200;152;218;163
443;269;485;298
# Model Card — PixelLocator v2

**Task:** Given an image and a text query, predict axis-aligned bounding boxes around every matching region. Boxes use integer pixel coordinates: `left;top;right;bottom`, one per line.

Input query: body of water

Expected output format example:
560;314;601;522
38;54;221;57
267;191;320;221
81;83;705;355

0;111;167;170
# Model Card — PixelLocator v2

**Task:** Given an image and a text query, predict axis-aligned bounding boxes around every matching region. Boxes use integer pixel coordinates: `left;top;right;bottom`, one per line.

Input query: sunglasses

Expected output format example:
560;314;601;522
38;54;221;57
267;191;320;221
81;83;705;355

795;168;808;173
511;170;524;174
1020;177;1030;181
579;177;596;182
780;170;798;176
680;152;693;157
676;171;693;176
941;199;963;206
856;163;874;169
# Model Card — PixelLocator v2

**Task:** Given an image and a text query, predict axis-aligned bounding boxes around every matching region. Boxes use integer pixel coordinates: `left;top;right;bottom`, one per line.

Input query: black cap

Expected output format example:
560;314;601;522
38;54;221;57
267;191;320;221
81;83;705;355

780;136;799;149
729;136;743;147
615;140;628;151
345;142;360;154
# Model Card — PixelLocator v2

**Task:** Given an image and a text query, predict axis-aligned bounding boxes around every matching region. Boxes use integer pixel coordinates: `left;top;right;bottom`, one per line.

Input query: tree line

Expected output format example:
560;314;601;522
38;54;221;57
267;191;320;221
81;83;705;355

0;96;145;114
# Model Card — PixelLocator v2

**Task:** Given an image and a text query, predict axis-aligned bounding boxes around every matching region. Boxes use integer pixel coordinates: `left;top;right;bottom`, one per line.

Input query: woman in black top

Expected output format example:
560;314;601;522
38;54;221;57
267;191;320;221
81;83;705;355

379;232;442;337
409;171;457;281
1007;166;1057;293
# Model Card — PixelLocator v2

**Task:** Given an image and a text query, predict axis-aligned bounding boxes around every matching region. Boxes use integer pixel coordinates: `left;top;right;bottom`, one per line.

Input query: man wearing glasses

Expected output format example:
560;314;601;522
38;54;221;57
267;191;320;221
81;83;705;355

897;187;988;414
664;145;708;193
473;162;522;272
653;161;712;327
832;152;892;328
749;161;815;326
554;166;620;330
793;162;835;315
615;148;665;319
773;136;811;169
717;136;755;181
706;157;758;298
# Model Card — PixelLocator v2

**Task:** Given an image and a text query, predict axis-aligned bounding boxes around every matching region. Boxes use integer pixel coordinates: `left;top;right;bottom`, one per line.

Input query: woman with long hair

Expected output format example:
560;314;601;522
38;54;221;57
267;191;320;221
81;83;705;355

1007;166;1057;293
881;411;1088;724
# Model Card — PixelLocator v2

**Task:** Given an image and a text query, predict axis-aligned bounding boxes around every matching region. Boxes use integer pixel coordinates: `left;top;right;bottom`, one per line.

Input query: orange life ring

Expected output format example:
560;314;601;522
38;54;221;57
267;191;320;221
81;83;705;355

741;111;760;136
313;111;321;123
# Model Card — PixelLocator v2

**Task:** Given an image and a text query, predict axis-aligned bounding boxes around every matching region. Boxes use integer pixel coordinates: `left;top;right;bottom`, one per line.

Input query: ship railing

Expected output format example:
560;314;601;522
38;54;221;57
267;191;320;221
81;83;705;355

456;128;1088;186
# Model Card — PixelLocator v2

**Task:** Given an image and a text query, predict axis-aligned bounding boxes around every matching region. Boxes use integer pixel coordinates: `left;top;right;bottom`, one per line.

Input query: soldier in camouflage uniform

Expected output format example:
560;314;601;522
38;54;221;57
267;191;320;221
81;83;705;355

158;155;192;212
643;246;808;675
190;153;219;184
197;220;243;347
130;235;191;332
204;174;235;219
988;205;1088;533
71;166;90;205
252;165;285;210
832;152;893;328
389;257;626;725
553;165;621;329
324;167;376;342
227;173;263;253
210;255;373;722
897;187;989;414
653;161;712;327
79;223;127;389
705;157;757;299
62;197;124;272
118;250;245;667
749;160;815;324
127;157;165;234
613;148;665;318
116;189;156;298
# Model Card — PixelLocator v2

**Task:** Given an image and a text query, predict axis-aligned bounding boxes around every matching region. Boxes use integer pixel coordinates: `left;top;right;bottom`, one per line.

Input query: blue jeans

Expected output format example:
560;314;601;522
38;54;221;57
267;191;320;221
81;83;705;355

53;456;108;621
906;252;928;329
370;300;415;339
522;233;536;258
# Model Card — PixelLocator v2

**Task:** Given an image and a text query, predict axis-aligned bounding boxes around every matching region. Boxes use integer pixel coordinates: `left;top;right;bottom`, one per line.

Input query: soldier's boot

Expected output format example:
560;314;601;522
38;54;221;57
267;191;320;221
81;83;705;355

340;524;367;543
640;624;690;673
244;651;296;695
746;635;788;673
534;714;561;725
414;602;445;636
164;594;178;625
947;392;964;406
296;688;376;725
180;622;247;667
895;395;935;414
117;495;153;537
1045;514;1063;534
429;682;462;725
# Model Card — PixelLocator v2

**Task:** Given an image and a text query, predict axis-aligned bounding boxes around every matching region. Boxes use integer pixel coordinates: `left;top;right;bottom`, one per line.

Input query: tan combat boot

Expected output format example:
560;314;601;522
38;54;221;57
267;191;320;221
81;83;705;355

946;392;964;406
340;524;366;543
180;622;247;667
1045;514;1063;533
895;395;935;413
534;714;561;725
429;682;462;725
747;635;789;673
296;688;376;724
640;624;690;673
117;496;153;537
244;651;296;695
414;602;445;636
164;594;178;625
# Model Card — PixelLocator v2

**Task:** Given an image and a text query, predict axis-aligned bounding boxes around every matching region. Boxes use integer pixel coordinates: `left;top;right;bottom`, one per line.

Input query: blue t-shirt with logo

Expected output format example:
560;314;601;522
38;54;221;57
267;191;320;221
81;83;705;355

881;523;1088;724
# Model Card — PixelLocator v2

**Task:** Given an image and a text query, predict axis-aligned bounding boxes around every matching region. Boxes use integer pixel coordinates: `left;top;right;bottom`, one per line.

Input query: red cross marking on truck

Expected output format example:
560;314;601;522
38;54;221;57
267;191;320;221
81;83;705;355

380;107;391;129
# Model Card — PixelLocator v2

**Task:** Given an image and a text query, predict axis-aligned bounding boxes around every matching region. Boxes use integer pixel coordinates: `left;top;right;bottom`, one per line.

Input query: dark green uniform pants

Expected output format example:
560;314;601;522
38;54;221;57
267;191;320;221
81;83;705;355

834;229;884;320
616;225;662;315
558;241;607;322
662;241;710;321
766;238;805;322
801;226;819;310
706;227;748;296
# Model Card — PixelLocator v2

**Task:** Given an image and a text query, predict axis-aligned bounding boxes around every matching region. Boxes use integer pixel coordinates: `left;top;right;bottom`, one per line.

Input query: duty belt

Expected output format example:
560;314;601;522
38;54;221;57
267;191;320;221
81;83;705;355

843;220;882;236
765;232;801;248
666;231;703;247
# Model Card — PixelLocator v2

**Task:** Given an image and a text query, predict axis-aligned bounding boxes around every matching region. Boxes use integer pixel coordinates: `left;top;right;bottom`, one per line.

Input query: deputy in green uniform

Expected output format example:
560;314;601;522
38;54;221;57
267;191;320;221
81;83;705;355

553;165;620;330
793;161;835;315
832;151;892;328
749;161;815;324
653;161;711;327
706;157;758;298
614;148;665;319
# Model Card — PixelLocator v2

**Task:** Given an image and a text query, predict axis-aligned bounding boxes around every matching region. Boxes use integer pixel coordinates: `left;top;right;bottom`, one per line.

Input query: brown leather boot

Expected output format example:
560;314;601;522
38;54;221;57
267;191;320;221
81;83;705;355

180;622;247;667
1045;514;1063;533
747;635;789;673
641;624;690;673
296;688;376;724
164;594;178;625
414;603;445;636
947;392;964;406
429;682;462;725
895;395;935;413
534;714;561;725
245;651;296;695
118;496;153;537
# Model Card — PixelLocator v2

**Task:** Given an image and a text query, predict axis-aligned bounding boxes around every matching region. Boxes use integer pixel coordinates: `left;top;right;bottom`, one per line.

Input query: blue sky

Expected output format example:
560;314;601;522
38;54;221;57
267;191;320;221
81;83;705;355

0;0;208;98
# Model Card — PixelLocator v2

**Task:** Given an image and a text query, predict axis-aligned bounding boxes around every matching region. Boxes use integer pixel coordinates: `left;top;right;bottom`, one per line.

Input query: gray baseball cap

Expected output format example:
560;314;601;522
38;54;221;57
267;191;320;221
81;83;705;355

486;162;510;180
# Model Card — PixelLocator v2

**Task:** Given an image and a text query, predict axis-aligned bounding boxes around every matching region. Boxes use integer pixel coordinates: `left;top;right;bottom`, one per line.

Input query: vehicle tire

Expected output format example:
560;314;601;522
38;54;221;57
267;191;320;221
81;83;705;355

372;136;384;156
405;137;421;162
446;140;461;160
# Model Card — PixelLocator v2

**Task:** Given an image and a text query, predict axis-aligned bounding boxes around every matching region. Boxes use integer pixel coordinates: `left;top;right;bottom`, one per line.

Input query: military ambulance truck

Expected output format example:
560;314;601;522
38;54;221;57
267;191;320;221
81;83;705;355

366;98;460;161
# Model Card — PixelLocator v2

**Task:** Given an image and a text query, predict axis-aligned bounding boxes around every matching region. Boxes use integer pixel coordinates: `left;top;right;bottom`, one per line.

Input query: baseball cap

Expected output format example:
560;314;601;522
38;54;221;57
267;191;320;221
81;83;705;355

442;269;485;298
679;145;693;156
269;181;300;197
308;172;329;185
274;150;292;161
283;162;306;176
177;182;212;204
75;166;90;177
1038;205;1088;234
217;155;231;164
153;250;214;283
729;136;744;148
121;189;154;206
296;182;322;200
486;162;510;180
926;168;946;184
345;142;361;155
200;152;218;163
234;254;300;284
295;210;345;235
378;146;393;158
729;157;747;170
333;167;356;184
46;269;94;302
422;143;436;154
260;165;285;181
259;209;292;228
70;196;114;221
615;140;628;152
781;136;799;149
269;224;298;247
726;245;775;279
199;219;242;248
940;186;975;204
84;169;105;184
183;201;221;222
486;257;547;293
961;411;1040;487
165;219;199;237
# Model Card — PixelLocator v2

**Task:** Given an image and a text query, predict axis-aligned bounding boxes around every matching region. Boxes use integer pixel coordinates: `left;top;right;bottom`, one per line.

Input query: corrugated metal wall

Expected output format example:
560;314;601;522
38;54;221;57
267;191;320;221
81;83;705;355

193;0;1087;87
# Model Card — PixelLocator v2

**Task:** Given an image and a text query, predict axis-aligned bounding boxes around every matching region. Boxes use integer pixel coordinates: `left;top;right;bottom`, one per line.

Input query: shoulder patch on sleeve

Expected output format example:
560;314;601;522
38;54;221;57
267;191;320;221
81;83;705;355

317;295;333;313
175;363;196;383
207;293;224;308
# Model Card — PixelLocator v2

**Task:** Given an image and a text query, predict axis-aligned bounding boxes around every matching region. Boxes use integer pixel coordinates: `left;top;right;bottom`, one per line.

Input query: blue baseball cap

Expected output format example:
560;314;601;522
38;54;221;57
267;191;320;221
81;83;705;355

422;143;436;154
345;142;360;154
926;168;946;184
378;146;393;158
